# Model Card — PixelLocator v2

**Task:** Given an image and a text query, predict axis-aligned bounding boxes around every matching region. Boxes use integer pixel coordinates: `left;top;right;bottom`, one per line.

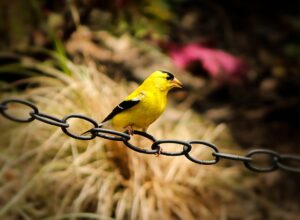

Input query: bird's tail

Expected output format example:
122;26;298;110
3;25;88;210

81;123;103;136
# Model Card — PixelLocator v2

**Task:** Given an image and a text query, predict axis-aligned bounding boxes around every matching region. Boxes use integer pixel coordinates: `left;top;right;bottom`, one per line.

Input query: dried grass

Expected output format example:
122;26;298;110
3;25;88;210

0;55;297;220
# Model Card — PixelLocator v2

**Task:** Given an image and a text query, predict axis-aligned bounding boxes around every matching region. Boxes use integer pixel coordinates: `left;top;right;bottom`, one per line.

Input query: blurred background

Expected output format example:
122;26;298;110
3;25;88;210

0;0;300;219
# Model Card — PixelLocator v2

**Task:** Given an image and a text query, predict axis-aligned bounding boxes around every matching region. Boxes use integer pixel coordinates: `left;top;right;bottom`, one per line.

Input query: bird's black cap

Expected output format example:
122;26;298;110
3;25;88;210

161;70;174;80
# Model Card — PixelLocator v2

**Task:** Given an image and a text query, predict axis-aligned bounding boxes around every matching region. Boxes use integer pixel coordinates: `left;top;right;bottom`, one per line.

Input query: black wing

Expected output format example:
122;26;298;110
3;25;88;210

102;99;140;123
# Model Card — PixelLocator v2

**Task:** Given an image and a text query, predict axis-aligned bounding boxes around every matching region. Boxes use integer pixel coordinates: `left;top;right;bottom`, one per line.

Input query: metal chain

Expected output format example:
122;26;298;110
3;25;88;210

1;98;300;173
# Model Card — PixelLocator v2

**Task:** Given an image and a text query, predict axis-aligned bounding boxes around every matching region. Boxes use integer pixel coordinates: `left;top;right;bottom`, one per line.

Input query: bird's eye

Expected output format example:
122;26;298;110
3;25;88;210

161;70;174;80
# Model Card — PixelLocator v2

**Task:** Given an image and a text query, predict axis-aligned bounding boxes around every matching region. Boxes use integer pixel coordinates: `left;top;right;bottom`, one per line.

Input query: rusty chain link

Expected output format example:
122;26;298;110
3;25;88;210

1;99;300;173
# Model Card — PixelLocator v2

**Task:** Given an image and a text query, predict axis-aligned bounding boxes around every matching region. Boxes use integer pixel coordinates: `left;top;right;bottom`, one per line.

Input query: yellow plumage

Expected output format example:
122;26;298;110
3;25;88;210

112;90;167;131
84;70;182;135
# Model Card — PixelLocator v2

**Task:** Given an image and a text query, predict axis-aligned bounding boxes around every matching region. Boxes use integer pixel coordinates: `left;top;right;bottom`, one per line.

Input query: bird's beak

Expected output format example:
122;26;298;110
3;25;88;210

171;77;183;88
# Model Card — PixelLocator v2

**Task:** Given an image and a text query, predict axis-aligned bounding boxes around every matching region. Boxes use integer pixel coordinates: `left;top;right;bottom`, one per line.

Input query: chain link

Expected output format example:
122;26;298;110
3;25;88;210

152;140;192;156
92;128;131;141
186;141;220;165
123;130;159;154
1;99;300;173
61;114;98;140
31;112;69;127
0;99;38;122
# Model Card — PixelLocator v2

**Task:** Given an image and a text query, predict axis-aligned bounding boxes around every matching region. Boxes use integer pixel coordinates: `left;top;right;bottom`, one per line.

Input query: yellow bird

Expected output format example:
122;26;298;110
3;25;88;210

84;70;182;135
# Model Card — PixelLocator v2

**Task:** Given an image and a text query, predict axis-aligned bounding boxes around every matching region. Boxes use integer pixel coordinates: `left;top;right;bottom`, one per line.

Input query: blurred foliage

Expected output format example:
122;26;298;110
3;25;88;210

0;0;180;51
0;0;40;49
114;0;175;39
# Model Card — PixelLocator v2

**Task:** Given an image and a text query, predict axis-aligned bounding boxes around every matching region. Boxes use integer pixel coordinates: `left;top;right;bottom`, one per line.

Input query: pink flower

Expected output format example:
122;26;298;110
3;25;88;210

168;43;247;83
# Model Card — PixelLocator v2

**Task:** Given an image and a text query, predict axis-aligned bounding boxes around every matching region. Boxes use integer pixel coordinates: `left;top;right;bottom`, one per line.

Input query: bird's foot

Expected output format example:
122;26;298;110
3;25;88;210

155;147;163;157
124;125;134;136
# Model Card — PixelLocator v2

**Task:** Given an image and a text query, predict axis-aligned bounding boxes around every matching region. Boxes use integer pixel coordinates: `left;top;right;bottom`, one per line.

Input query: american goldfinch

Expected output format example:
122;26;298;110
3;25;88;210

83;70;182;135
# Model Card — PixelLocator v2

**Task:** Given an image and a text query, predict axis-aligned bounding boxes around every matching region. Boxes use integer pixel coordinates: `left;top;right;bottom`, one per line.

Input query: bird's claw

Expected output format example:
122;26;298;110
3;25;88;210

155;147;163;157
124;125;134;136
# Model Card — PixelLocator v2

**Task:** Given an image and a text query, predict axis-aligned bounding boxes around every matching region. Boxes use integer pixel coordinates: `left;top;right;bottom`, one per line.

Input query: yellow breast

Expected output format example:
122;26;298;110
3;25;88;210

111;90;167;131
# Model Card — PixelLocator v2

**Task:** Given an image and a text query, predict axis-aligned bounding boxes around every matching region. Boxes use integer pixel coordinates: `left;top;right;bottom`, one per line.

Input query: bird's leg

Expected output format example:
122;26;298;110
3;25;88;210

124;125;134;136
